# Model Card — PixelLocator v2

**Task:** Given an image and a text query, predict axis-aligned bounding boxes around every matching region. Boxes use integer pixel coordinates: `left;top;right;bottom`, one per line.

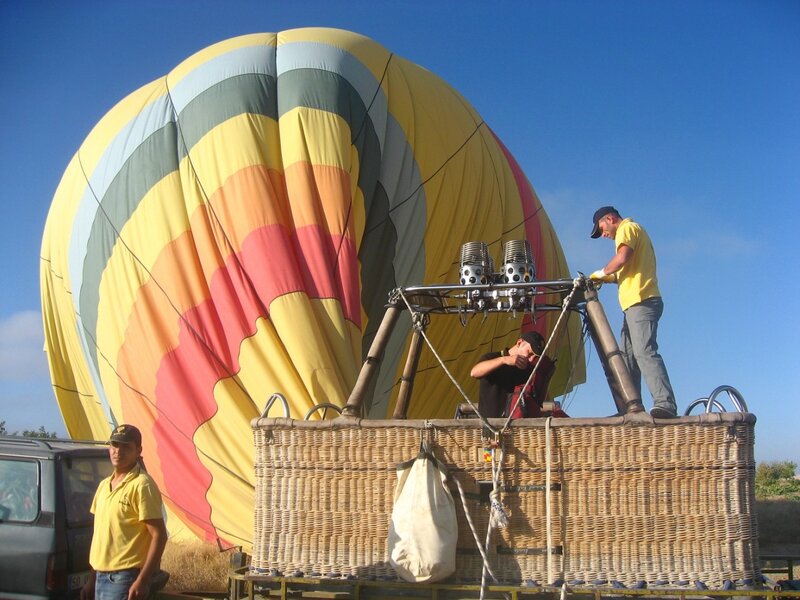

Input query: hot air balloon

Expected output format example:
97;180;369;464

40;28;585;550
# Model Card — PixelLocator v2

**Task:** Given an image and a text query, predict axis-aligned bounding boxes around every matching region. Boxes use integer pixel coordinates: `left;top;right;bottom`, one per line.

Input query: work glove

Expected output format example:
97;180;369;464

589;269;616;283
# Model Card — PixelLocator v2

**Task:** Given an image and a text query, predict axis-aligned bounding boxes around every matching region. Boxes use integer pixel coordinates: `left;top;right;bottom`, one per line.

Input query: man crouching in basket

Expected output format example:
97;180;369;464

470;331;563;419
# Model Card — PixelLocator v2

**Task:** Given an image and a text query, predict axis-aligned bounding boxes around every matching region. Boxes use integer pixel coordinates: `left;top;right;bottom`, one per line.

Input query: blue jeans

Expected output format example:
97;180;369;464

621;296;677;413
95;569;140;600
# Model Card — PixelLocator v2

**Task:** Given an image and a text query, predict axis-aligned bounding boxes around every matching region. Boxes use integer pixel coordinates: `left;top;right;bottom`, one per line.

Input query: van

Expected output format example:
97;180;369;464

0;436;111;600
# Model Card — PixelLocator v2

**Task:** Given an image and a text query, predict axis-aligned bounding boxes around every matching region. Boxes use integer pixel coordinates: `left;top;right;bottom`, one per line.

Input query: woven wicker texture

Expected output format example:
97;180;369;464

251;413;758;587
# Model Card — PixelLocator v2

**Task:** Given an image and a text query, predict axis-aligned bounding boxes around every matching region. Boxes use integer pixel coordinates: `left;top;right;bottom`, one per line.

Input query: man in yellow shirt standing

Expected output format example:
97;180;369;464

589;206;678;418
81;424;167;600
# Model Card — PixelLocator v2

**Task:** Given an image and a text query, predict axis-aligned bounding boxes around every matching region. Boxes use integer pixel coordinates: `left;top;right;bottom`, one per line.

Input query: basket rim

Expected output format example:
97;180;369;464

251;411;756;431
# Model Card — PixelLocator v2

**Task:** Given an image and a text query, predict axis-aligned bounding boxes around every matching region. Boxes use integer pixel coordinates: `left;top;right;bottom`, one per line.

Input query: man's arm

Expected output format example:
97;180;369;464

127;518;167;600
602;243;633;275
80;570;95;600
470;353;528;379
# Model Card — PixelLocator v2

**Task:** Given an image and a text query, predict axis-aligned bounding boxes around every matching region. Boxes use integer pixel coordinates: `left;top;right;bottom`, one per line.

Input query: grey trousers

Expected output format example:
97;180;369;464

620;296;677;413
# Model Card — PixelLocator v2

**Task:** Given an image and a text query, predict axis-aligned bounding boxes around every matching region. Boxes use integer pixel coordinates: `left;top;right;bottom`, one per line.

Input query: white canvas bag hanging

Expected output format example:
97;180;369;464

387;441;457;583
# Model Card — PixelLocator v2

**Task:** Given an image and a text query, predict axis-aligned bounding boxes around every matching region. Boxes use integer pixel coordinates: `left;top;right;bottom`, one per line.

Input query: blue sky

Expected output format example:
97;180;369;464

0;0;797;465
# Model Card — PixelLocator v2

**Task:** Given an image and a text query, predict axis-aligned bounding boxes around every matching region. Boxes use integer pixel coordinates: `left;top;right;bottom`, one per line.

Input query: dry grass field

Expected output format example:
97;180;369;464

161;499;800;591
161;540;231;592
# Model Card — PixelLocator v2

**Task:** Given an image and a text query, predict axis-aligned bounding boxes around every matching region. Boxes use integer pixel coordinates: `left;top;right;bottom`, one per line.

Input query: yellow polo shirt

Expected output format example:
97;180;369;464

89;465;164;572
615;218;661;311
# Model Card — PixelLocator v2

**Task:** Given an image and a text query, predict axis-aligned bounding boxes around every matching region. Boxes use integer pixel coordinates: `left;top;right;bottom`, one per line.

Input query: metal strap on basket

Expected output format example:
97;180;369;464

304;402;343;420
260;393;290;419
684;385;748;415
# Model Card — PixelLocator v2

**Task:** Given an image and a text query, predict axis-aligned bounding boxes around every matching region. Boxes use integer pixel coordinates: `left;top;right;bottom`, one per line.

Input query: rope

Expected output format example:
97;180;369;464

451;477;498;582
396;282;576;596
489;444;509;529
545;416;554;585
487;281;575;596
479;515;494;600
397;290;499;436
558;319;591;414
477;443;517;600
398;289;506;600
500;277;583;433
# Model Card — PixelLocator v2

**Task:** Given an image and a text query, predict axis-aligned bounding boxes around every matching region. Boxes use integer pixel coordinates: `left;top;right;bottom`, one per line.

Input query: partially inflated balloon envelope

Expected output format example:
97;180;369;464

41;28;585;549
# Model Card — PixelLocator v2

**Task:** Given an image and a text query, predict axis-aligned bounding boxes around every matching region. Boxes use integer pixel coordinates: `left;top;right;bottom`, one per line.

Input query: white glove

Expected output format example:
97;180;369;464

589;269;616;283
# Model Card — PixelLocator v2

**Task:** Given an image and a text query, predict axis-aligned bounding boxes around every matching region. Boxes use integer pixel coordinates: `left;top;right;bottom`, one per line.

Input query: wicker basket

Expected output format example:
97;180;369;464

251;412;758;587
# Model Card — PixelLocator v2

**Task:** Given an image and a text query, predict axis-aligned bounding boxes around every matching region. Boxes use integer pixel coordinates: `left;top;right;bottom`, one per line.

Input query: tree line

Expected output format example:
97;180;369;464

0;421;57;439
756;461;800;499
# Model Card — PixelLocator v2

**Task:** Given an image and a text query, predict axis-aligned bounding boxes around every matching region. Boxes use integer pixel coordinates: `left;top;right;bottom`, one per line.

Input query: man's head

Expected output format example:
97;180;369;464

109;423;142;446
509;331;545;361
590;206;621;239
521;331;545;355
108;424;143;472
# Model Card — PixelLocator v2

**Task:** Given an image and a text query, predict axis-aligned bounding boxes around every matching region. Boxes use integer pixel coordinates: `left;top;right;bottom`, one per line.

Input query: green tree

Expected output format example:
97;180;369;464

0;422;57;439
22;426;58;439
756;461;800;499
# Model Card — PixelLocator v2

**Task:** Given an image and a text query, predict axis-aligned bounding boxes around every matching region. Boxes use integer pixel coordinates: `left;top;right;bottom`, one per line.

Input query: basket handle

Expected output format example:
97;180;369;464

261;393;290;419
303;402;343;421
683;385;748;415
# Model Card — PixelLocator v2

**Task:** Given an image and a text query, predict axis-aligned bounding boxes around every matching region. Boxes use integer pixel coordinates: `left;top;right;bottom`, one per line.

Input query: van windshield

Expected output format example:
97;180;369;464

62;456;112;526
0;459;39;522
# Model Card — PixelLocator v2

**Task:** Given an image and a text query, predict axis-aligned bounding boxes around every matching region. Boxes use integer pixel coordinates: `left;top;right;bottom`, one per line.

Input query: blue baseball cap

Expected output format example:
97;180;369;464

590;206;620;238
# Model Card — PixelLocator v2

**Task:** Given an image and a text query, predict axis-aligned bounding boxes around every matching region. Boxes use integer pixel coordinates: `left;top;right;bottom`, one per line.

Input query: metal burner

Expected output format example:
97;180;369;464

501;240;535;283
459;241;493;285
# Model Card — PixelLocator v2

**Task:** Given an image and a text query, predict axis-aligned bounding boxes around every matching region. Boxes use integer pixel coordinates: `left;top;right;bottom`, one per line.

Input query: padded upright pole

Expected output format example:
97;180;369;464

342;305;403;417
583;286;644;415
392;329;424;419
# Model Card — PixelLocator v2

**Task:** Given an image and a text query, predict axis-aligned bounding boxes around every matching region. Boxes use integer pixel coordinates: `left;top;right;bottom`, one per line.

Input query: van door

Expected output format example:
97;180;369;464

59;454;113;596
0;457;48;599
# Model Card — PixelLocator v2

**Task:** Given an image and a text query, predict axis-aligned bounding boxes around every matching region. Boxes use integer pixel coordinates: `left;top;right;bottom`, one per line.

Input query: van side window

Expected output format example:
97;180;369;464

0;459;39;522
62;457;111;525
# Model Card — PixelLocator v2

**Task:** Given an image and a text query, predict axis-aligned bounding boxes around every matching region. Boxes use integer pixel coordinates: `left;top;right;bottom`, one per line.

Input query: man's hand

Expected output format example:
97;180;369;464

80;572;95;600
508;353;529;370
589;269;616;283
472;349;530;378
127;577;150;600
